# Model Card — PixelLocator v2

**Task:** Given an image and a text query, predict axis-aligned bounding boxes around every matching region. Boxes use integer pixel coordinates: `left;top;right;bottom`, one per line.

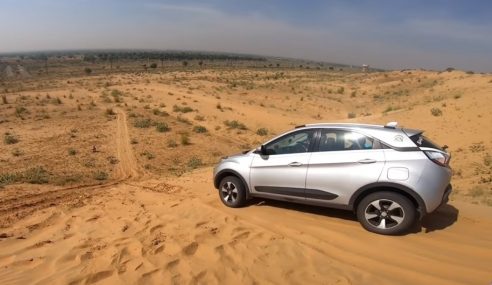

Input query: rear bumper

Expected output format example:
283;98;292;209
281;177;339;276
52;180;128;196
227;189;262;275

438;184;452;208
433;184;453;212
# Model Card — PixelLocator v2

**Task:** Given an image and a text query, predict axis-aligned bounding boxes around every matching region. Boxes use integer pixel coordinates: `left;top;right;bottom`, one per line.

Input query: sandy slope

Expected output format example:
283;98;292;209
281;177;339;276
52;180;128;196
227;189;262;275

0;168;491;285
1;70;491;284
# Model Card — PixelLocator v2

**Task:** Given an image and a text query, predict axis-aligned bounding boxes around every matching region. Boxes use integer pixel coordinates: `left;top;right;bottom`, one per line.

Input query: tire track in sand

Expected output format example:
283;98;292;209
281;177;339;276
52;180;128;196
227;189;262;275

114;108;139;179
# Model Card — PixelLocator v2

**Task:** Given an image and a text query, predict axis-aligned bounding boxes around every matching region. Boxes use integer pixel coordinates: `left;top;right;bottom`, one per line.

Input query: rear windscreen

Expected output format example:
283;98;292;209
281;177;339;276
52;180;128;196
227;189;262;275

410;134;443;150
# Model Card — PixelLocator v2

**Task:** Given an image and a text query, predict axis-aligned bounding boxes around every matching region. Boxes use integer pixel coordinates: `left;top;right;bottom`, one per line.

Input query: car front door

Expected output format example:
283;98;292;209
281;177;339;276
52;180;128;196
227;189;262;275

305;129;385;205
250;129;317;200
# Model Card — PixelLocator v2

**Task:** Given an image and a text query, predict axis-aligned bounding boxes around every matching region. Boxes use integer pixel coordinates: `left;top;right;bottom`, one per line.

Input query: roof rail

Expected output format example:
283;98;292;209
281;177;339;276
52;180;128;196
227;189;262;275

384;121;398;129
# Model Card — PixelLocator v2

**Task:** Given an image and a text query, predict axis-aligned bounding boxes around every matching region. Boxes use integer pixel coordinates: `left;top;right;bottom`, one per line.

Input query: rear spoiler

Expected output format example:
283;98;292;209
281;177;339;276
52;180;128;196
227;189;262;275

402;128;423;137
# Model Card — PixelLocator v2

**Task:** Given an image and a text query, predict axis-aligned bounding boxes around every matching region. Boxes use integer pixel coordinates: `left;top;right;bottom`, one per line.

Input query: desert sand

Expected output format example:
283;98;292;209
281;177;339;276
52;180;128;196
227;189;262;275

1;66;491;284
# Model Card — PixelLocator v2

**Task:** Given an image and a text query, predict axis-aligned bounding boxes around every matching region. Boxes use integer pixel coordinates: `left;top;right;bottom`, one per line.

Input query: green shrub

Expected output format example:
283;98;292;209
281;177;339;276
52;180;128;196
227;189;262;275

224;120;247;130
430;108;443;116
134;118;152;128
173;105;193;113
51;97;62;105
105;108;116;116
107;156;119;164
93;170;108;181
140;150;155;160
155;122;170;132
167;139;178;148
256;128;269;136
194;115;205;121
11;148;23;156
68;148;77;156
383;106;395;113
152;108;169;116
468;186;485;197
187;156;203;169
111;89;123;97
0;173;18;186
347;112;356;119
23;166;50;184
469;143;485;153
177;116;192;125
4;133;19;144
181;133;191;145
15;106;29;117
193;125;207;133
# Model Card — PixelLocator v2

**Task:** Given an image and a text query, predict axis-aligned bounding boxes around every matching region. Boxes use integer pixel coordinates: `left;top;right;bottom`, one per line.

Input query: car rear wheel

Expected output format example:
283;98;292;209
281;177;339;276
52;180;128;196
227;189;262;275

356;191;416;235
219;176;246;208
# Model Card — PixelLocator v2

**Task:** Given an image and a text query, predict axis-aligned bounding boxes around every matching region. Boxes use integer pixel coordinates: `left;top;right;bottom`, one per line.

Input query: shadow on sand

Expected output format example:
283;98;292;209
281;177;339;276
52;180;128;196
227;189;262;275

417;204;459;233
251;198;459;235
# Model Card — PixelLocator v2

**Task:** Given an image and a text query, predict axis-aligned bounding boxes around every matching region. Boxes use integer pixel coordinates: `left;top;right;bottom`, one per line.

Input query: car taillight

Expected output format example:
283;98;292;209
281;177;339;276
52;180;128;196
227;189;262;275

424;150;450;167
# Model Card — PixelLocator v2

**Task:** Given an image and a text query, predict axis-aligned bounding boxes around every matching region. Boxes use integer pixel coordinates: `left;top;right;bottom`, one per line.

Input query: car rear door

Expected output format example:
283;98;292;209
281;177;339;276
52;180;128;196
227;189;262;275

305;129;385;205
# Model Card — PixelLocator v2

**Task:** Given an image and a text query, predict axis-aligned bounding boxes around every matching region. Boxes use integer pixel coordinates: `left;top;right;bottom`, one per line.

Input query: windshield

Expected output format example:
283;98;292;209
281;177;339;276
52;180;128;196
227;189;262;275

410;134;443;151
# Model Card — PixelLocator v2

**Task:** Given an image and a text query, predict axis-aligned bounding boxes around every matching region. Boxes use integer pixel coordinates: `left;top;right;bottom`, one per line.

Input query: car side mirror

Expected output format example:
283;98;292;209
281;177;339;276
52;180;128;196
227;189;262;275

256;145;267;155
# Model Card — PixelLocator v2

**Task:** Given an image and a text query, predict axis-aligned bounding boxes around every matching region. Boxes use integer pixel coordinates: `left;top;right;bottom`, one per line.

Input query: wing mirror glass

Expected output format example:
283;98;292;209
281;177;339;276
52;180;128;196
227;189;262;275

256;145;267;155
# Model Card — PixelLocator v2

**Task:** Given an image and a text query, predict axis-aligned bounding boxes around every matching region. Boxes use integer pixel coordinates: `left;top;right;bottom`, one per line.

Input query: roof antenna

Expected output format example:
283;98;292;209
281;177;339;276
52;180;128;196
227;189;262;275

384;121;398;129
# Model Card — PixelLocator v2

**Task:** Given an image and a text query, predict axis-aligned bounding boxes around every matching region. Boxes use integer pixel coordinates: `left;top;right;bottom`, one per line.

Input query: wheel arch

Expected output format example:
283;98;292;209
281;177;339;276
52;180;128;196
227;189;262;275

349;182;427;218
214;169;250;199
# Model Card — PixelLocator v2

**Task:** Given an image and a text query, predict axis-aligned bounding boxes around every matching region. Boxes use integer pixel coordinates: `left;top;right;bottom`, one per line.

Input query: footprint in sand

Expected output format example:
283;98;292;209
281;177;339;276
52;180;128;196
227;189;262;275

149;224;163;234
86;215;100;222
166;259;180;269
233;231;250;241
195;221;208;228
182;241;199;256
83;270;114;284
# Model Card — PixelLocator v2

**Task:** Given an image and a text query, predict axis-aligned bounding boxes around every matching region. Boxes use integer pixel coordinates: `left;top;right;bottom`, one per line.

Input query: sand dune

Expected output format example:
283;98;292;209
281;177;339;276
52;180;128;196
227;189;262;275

1;68;491;284
0;168;491;285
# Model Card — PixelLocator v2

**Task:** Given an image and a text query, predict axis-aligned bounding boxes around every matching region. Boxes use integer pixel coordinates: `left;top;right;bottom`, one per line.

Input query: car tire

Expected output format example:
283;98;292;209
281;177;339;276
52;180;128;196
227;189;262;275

356;191;416;235
219;176;247;208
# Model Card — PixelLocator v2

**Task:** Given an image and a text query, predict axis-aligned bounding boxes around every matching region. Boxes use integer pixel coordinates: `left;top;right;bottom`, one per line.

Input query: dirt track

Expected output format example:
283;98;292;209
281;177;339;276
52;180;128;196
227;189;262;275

0;102;491;285
0;110;137;228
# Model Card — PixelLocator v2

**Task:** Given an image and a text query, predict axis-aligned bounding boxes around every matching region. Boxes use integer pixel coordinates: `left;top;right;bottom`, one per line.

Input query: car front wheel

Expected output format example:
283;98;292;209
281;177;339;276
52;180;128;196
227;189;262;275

356;191;416;235
219;176;247;208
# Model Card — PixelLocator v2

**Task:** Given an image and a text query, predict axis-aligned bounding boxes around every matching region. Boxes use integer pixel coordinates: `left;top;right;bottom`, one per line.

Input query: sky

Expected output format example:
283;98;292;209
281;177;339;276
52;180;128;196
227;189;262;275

0;0;491;71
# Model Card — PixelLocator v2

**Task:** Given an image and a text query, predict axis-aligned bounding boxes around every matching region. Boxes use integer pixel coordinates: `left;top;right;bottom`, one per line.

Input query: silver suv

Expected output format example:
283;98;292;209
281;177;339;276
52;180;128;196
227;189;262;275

213;122;452;235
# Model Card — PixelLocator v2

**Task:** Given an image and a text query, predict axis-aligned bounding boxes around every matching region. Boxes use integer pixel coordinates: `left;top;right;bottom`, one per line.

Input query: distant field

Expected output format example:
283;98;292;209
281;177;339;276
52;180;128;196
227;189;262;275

1;56;490;205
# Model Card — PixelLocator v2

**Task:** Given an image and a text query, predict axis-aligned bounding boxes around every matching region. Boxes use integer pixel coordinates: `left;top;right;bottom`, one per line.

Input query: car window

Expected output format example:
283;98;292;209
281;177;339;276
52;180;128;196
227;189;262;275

410;134;443;150
265;130;315;155
318;130;374;152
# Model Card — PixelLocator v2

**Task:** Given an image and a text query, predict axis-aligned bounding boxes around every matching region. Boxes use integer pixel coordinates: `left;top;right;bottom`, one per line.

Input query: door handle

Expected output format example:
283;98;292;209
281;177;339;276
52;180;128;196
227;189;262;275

358;159;376;164
288;162;303;167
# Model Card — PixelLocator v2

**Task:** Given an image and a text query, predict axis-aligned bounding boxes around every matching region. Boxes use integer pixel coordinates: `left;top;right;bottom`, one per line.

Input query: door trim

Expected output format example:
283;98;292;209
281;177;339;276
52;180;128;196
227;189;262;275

255;186;338;200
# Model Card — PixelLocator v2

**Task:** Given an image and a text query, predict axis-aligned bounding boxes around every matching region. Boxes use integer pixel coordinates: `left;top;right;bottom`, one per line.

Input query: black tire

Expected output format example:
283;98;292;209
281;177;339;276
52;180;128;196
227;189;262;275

356;191;416;235
218;176;247;208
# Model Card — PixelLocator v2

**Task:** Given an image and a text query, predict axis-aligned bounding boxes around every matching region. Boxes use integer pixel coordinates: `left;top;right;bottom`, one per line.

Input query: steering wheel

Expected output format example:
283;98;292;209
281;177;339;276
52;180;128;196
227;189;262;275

295;141;308;152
